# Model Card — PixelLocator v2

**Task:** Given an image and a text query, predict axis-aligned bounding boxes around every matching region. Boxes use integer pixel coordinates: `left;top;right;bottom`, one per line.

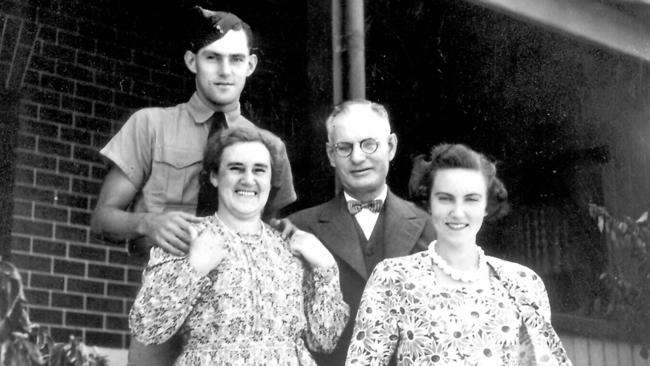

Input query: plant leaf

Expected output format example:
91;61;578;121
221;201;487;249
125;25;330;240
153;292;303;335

598;216;604;232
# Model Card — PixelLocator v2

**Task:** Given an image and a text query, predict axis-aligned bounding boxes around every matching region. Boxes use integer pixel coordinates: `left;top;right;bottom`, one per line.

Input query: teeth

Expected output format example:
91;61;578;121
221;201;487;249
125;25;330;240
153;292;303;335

447;223;467;230
236;190;256;196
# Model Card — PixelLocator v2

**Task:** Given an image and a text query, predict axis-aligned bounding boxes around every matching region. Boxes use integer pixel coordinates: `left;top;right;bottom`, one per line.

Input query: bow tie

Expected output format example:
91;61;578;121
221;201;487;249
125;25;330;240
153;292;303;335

347;199;383;215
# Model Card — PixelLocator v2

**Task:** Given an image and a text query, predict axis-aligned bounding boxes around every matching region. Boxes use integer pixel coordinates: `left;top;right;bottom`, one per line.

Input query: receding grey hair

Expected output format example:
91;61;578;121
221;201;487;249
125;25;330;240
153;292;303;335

324;99;391;140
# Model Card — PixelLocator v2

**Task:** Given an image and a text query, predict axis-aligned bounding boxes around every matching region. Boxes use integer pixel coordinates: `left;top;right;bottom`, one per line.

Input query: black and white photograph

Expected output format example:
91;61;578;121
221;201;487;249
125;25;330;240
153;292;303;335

1;0;649;365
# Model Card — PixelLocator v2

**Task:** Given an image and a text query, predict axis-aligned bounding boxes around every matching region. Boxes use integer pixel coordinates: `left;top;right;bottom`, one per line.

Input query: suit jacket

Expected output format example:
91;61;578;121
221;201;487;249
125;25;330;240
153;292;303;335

289;190;435;366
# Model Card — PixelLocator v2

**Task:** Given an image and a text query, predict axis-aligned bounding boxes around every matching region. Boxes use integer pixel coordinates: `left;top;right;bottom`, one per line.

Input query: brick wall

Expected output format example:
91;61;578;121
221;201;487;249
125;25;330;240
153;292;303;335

2;0;198;349
2;0;313;349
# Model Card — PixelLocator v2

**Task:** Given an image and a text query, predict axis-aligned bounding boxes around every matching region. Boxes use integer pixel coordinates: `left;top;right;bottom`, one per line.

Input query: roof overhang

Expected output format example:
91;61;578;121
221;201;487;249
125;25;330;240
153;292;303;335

465;0;650;62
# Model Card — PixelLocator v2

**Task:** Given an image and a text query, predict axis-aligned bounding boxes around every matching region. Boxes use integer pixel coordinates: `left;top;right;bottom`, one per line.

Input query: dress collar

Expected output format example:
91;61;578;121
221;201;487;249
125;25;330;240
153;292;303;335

187;92;241;125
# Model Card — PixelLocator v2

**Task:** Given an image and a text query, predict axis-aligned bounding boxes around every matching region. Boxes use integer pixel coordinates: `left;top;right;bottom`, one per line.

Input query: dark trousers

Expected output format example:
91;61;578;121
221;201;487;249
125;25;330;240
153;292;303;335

127;336;181;366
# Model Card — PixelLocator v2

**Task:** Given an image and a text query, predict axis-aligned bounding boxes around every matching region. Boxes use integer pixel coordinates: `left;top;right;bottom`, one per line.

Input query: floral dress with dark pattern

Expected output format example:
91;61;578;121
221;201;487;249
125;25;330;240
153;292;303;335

345;246;572;366
129;215;350;366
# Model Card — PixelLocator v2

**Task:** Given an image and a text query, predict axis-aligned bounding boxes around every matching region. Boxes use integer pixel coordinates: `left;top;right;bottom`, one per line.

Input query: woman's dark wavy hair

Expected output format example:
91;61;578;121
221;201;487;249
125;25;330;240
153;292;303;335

408;143;509;221
195;125;278;217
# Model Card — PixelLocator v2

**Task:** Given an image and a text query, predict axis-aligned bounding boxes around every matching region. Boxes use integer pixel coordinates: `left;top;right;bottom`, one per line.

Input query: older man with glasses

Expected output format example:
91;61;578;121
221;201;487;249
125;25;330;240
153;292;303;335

288;99;435;366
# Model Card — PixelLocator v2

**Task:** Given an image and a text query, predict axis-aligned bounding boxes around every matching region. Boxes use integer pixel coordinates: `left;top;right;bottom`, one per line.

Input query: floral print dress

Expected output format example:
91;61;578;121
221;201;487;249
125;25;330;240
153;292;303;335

345;246;572;366
129;215;349;366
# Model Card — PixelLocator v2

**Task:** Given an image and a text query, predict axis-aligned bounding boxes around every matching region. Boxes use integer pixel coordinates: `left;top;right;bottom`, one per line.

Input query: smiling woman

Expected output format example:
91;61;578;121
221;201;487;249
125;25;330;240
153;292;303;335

208;140;272;226
344;143;572;365
129;126;349;365
429;168;489;250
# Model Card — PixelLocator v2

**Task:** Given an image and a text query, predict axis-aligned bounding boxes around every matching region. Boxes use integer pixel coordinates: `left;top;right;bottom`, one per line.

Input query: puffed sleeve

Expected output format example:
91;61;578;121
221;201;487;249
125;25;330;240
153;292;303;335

529;270;552;321
511;265;573;366
302;264;349;353
511;265;553;325
129;246;212;345
345;260;401;366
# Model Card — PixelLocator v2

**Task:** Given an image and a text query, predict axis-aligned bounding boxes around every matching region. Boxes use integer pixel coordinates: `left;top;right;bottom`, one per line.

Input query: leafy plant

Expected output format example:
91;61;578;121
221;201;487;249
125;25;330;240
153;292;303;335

588;203;649;359
0;258;108;366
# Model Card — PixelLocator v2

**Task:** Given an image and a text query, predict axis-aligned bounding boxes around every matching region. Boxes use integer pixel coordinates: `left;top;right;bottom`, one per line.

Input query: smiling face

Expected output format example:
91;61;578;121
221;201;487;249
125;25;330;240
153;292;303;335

184;29;257;111
429;168;488;247
326;104;397;202
209;141;271;224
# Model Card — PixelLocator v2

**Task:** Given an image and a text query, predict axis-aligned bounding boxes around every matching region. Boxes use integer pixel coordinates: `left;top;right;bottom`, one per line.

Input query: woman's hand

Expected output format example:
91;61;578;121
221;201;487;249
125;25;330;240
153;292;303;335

289;230;336;269
187;226;228;276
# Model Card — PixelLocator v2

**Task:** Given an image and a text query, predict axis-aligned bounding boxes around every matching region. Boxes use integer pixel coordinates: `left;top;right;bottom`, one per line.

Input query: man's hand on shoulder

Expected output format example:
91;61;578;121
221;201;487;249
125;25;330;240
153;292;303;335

139;212;203;256
92;166;201;256
289;230;336;269
269;217;297;240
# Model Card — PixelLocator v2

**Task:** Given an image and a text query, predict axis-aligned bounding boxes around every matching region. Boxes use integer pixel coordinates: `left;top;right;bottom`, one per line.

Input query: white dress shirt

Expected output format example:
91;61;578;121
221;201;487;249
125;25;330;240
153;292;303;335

344;185;388;240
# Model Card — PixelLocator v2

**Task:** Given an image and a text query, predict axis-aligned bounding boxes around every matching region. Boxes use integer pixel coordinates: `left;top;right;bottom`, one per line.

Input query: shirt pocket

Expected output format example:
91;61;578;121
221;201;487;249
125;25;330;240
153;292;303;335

149;145;204;208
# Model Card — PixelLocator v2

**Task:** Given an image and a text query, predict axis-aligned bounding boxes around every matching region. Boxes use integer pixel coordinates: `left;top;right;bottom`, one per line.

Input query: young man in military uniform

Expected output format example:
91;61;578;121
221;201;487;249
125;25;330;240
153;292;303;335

91;7;296;365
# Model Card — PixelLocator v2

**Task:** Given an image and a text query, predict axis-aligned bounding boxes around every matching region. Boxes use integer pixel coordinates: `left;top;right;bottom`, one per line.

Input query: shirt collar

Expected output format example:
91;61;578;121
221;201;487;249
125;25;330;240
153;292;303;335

344;184;388;203
187;92;241;124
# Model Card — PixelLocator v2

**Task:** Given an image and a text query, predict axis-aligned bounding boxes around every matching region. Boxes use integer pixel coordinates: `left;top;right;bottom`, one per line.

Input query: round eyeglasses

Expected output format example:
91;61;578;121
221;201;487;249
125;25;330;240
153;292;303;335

330;138;380;158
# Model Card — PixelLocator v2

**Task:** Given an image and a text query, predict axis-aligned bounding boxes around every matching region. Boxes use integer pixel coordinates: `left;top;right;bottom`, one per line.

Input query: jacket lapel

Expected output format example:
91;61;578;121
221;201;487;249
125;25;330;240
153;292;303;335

313;195;369;279
383;191;429;258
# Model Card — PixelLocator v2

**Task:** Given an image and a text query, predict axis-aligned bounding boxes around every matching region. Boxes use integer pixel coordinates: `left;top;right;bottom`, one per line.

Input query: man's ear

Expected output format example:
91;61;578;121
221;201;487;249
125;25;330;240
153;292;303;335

246;54;258;77
184;50;198;74
209;171;219;188
326;144;336;168
387;133;398;161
